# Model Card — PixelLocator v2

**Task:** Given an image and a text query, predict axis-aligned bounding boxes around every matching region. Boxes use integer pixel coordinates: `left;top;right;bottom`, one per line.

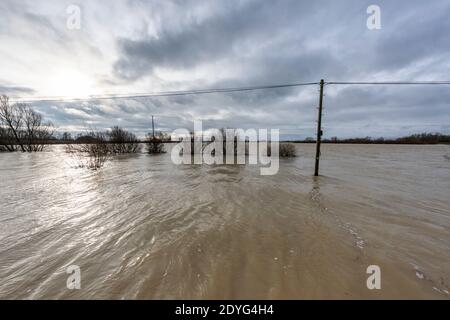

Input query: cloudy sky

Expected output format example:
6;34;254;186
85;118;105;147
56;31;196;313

1;0;449;139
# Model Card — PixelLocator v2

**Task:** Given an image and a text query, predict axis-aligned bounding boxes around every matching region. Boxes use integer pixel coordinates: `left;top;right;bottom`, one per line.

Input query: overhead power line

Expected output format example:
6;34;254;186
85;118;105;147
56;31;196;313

10;82;319;103
326;81;450;85
8;80;450;103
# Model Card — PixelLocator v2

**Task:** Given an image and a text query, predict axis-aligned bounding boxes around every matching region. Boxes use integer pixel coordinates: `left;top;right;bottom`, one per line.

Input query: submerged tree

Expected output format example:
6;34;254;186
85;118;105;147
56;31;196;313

146;131;168;154
66;126;142;170
279;143;296;157
0;95;54;152
22;106;54;151
107;126;140;153
66;131;110;170
61;132;73;141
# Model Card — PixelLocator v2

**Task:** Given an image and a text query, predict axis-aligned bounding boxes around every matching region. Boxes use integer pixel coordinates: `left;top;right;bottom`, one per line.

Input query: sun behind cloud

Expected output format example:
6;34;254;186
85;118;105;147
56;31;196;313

44;69;96;99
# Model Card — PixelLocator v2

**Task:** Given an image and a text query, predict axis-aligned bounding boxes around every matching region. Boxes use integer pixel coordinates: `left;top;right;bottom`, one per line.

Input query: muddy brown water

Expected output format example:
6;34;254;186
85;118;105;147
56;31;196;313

0;144;449;299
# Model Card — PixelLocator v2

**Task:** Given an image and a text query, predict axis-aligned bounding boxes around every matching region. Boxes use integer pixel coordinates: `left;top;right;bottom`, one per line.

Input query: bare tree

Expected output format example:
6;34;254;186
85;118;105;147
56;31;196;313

279;143;296;157
107;126;140;153
22;106;54;151
146;131;167;154
0;126;12;151
66;130;110;169
0;95;54;152
0;95;25;151
61;132;73;141
264;143;297;157
0;125;16;151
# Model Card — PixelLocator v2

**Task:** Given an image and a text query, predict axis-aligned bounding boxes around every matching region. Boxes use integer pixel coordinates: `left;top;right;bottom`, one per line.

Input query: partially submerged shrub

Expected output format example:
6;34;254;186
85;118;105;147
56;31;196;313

263;142;296;157
107;126;140;153
146;132;168;154
176;129;297;160
66;131;110;169
279;143;296;157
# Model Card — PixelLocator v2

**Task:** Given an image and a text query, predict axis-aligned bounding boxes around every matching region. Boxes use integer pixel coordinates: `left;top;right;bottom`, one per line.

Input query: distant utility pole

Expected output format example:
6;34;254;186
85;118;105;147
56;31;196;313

152;115;155;138
314;79;324;176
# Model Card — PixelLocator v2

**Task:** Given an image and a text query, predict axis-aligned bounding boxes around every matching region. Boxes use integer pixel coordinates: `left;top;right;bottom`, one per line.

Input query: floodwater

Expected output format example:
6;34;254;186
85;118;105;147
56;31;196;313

0;144;449;299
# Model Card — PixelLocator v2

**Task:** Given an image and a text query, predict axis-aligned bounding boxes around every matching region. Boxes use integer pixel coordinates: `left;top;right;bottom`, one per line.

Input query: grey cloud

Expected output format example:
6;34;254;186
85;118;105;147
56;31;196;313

2;0;450;139
113;0;321;81
0;85;35;95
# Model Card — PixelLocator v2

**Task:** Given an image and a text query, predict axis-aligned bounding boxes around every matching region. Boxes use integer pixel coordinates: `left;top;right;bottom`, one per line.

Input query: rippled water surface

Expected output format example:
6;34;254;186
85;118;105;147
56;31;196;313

1;144;449;299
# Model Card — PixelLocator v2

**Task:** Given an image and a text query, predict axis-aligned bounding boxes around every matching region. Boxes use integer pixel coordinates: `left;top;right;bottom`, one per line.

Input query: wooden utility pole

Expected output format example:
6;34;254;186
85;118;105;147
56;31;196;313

152;115;155;138
314;79;325;176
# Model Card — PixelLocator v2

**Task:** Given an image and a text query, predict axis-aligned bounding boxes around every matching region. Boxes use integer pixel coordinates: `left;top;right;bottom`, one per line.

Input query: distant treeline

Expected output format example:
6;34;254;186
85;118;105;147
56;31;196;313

45;132;450;145
288;133;450;144
54;130;171;144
